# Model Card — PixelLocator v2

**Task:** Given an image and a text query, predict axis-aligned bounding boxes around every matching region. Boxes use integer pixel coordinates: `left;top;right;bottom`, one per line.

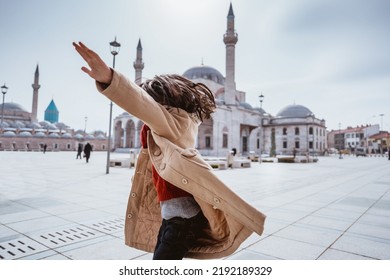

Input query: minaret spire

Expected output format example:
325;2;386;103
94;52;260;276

31;64;40;122
223;3;238;105
133;38;144;85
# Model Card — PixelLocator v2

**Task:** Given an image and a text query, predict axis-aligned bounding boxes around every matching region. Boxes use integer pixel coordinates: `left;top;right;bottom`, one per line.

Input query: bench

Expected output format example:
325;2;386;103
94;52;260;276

205;160;227;170
232;159;251;168
110;159;131;168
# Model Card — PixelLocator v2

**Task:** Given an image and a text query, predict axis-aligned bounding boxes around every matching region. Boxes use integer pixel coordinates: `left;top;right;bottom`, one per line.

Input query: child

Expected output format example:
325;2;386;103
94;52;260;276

73;42;266;259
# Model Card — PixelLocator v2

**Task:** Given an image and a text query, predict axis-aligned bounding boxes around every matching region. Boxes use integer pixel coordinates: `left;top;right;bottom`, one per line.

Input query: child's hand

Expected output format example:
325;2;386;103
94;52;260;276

73;42;113;84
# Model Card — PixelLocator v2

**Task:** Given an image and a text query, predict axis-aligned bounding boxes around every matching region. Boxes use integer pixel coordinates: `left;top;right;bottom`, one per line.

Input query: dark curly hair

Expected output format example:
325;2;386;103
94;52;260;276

140;74;216;122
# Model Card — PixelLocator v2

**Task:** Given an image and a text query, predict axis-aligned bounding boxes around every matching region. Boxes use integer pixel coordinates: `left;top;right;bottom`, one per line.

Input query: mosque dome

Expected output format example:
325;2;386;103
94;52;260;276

276;104;314;118
239;102;253;110
19;131;32;137
183;65;225;85
10;120;26;129
74;133;84;139
2;131;16;137
0;121;10;128
27;122;42;129
3;102;29;112
33;132;46;137
48;132;60;138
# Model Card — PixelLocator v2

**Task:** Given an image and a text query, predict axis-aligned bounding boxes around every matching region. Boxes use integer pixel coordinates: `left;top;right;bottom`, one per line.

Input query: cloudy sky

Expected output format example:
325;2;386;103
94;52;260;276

0;0;389;133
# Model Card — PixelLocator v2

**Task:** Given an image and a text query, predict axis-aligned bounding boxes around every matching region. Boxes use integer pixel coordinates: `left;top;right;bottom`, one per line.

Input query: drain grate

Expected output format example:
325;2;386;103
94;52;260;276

88;217;124;234
0;238;48;260
34;226;102;248
0;218;124;259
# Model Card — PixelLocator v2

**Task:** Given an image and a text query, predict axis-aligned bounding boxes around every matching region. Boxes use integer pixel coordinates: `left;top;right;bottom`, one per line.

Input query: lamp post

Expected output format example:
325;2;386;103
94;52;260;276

379;113;384;131
338;122;343;159
84;116;88;133
106;37;121;174
1;83;9;125
258;93;264;163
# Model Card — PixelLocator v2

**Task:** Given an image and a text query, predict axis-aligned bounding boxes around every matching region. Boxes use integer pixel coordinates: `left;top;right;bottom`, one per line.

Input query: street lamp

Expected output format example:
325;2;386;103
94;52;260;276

379;113;384;131
1;83;9;125
338;122;343;159
106;37;121;174
84;116;88;133
258;93;264;163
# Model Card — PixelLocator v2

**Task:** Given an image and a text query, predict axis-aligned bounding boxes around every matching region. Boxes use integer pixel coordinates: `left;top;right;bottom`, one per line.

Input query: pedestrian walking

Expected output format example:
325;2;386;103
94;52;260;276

83;142;92;163
76;143;83;159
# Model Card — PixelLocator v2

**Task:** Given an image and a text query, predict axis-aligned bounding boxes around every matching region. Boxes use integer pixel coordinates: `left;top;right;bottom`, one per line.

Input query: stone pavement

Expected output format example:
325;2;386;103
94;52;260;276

0;151;389;260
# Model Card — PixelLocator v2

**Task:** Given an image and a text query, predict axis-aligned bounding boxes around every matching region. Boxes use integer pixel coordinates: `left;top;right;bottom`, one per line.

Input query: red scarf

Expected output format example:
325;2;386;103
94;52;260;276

140;124;191;201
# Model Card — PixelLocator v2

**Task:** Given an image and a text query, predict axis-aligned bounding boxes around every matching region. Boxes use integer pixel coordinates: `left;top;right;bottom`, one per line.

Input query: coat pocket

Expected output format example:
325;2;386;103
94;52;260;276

175;149;212;170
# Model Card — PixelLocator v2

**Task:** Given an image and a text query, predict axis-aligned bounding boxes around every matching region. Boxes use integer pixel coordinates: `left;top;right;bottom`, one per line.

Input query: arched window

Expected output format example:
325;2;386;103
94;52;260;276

283;127;287;135
295;127;300;135
309;127;313;135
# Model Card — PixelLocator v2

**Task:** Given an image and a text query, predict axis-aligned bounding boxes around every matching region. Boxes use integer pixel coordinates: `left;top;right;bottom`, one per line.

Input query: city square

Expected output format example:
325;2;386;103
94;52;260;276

1;151;389;260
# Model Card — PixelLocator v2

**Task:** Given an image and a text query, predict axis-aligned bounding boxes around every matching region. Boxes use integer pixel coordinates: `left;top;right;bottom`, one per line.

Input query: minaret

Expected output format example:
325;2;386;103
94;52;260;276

223;3;238;105
31;64;40;122
133;39;144;85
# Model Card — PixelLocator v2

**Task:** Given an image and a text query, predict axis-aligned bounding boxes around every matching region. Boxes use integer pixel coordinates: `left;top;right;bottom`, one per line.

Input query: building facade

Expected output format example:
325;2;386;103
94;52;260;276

112;3;327;157
0;65;107;152
327;124;380;153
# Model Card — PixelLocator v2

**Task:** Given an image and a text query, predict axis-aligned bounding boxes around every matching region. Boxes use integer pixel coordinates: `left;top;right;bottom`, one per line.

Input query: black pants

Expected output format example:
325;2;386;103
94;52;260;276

153;212;207;260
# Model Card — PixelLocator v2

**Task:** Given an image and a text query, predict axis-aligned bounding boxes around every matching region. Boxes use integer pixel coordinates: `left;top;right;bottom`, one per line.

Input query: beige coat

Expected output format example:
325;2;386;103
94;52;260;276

98;71;266;259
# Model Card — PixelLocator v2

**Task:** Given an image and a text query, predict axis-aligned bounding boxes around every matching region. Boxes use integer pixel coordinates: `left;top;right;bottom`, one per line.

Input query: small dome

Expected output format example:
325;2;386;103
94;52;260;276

48;132;60;138
254;107;266;114
34;132;46;137
9;120;26;129
0;121;9;128
276;104;313;118
55;122;69;130
85;134;95;140
96;134;106;140
3;102;28;112
183;65;225;85
239;102;253;110
19;131;32;137
27;122;42;129
74;133;84;139
62;133;72;138
3;131;16;137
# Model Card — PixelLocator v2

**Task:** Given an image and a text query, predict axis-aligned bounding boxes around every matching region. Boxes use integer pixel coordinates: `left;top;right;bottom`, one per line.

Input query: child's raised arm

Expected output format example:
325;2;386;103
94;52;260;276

73;42;113;85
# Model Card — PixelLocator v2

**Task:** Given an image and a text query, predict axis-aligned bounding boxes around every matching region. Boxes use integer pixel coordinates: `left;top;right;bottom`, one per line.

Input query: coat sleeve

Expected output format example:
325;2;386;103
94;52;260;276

96;70;189;140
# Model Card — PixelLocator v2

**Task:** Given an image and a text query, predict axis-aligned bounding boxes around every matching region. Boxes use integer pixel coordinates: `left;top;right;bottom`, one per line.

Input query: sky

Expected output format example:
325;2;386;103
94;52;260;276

0;0;389;133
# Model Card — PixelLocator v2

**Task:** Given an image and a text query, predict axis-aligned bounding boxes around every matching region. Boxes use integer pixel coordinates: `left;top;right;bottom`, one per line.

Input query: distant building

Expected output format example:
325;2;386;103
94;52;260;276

0;65;107;152
327;124;380;153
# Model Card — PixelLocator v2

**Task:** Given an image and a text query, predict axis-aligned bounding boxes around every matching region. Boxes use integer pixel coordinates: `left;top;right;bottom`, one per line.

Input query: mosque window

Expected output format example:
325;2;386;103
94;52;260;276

242;136;248;153
223;134;228;148
283;141;287;149
309;141;313;149
295;127;300;135
295;141;300;149
205;136;211;148
309;127;313;135
67;143;71;150
283;128;287;135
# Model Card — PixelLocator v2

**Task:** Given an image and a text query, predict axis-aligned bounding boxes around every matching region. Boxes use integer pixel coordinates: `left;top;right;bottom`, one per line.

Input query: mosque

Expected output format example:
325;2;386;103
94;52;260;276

112;3;327;158
0;66;107;152
0;4;327;155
